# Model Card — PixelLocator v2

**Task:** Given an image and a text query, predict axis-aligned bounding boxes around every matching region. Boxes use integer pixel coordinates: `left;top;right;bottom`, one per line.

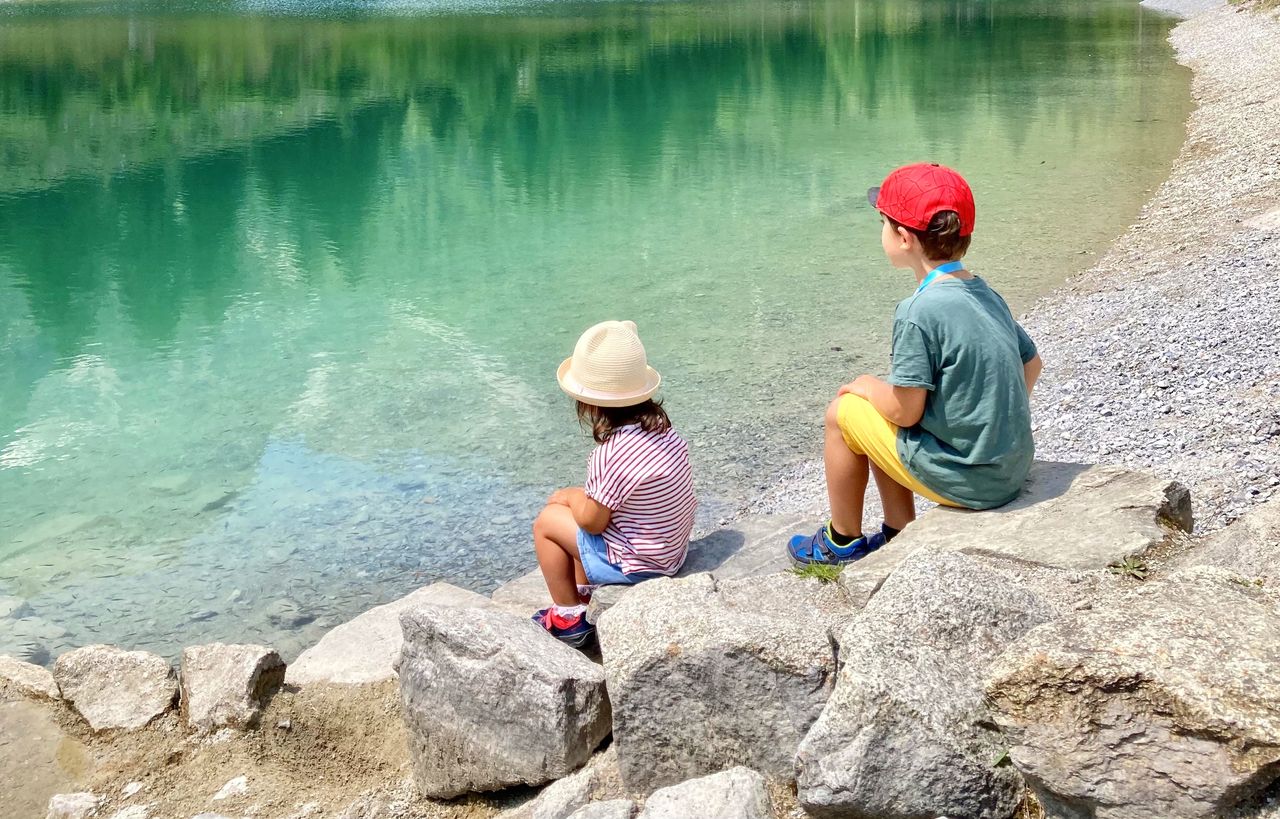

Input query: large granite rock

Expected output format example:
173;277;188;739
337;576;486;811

53;645;177;731
1175;495;1280;579
597;571;853;792
986;566;1280;819
796;550;1055;819
0;654;60;700
288;582;493;685
179;643;285;733
833;462;1192;597
637;767;773;819
397;605;611;798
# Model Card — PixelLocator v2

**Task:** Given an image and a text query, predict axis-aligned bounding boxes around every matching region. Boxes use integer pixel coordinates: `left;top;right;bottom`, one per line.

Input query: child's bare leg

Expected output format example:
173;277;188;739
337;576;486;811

533;503;588;606
870;462;916;530
824;398;869;538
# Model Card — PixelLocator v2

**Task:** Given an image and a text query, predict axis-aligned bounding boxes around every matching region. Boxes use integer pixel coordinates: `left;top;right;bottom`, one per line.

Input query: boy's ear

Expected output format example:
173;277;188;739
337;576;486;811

896;225;915;249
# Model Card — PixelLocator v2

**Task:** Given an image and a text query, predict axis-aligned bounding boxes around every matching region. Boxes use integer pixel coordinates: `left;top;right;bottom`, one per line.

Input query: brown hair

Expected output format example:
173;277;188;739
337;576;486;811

575;399;672;444
887;210;971;261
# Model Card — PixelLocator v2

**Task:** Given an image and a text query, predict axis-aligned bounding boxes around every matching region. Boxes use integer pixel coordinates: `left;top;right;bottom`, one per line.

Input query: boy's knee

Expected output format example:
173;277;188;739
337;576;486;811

825;396;844;429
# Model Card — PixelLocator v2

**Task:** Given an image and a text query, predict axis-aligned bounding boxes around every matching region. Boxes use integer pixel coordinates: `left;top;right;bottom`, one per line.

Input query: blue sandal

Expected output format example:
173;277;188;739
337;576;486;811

787;524;886;565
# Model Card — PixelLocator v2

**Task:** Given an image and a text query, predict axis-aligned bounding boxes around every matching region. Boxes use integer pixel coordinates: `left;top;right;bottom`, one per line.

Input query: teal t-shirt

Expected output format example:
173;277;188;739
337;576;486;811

888;276;1037;509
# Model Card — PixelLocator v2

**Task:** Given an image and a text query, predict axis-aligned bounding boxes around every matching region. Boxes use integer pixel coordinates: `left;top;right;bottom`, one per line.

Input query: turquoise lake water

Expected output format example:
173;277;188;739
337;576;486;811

0;0;1190;661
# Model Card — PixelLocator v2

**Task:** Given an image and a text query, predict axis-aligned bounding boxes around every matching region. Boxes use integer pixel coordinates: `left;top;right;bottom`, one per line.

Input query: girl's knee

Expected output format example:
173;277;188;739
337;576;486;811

532;505;554;538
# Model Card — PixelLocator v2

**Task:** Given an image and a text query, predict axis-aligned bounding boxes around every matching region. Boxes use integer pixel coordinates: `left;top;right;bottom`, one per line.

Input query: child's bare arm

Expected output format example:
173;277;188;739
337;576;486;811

1023;354;1043;395
550;487;612;535
839;375;927;428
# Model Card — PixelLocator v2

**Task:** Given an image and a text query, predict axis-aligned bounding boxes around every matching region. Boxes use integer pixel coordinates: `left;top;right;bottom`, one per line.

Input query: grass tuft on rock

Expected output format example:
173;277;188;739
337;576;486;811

789;564;844;584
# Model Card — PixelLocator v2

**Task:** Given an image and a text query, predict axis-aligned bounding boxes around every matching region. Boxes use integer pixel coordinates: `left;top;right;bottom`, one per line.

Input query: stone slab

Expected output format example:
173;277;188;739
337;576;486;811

287;582;493;685
490;515;810;618
836;462;1191;594
1174;495;1280;579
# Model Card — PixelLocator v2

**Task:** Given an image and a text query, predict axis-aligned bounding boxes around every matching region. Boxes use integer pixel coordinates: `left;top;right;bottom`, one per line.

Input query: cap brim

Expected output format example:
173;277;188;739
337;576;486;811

556;358;661;408
867;186;881;209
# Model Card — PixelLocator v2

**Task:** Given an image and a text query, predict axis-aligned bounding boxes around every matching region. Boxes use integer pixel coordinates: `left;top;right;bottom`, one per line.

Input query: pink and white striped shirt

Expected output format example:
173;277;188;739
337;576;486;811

584;424;697;575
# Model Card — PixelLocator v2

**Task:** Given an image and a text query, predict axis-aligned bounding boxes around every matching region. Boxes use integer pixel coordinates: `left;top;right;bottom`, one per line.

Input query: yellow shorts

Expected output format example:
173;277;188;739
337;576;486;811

835;394;960;508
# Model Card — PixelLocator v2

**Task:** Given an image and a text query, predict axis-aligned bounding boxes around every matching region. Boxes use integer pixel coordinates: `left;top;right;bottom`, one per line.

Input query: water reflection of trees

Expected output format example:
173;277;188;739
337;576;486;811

0;0;1177;358
1;1;1167;191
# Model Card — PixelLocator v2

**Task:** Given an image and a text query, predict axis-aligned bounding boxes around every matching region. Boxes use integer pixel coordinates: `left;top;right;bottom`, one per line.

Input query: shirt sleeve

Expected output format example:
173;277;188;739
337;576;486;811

1014;321;1038;364
888;319;936;390
583;441;643;511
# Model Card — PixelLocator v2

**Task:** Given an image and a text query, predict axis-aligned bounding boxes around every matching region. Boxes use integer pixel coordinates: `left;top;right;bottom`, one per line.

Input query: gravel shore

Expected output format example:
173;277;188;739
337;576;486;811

751;0;1280;534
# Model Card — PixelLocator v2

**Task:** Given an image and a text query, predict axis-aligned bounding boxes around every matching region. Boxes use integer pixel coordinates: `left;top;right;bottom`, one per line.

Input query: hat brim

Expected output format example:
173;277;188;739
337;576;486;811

867;186;881;209
557;358;661;408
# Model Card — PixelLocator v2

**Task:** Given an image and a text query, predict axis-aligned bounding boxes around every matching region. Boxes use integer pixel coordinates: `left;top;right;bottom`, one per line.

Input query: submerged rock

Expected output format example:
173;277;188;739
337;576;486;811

796;550;1052;819
179;643;285;733
397;605;610;798
597;571;853;792
987;566;1280;819
0;595;34;620
53;645;177;732
265;598;315;630
0;631;51;666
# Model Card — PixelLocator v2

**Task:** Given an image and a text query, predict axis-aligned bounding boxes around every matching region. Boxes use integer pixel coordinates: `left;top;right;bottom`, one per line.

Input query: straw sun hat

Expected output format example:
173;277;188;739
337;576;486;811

557;320;662;408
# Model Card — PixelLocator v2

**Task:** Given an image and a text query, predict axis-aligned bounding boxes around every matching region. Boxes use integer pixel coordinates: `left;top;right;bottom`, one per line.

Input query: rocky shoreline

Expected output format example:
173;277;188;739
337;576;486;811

5;2;1280;819
750;0;1280;535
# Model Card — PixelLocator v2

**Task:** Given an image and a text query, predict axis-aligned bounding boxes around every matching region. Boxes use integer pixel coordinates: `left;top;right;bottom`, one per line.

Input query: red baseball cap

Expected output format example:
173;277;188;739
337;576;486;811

867;163;975;236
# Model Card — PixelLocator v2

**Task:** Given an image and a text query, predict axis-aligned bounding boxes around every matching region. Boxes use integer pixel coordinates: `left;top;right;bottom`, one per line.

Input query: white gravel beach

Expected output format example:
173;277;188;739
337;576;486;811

750;0;1280;534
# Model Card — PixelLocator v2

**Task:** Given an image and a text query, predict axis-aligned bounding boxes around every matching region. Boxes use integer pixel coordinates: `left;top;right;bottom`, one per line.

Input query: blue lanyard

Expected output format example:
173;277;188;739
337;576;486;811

915;261;965;295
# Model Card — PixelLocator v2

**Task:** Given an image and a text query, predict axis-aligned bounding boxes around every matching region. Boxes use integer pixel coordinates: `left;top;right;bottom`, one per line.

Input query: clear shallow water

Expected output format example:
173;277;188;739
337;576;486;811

0;0;1189;662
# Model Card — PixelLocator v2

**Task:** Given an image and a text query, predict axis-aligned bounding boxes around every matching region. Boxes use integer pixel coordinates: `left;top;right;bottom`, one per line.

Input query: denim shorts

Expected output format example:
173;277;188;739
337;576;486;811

577;530;664;586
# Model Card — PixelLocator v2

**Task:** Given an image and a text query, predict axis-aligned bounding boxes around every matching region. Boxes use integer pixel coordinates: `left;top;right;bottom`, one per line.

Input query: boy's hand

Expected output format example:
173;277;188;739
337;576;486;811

838;375;927;427
837;375;879;399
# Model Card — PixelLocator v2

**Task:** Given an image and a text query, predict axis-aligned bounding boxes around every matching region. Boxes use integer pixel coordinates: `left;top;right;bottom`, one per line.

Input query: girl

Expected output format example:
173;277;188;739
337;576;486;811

531;320;697;647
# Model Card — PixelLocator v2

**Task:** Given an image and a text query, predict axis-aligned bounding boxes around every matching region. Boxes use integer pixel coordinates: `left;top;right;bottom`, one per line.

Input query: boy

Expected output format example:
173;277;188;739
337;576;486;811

788;163;1043;564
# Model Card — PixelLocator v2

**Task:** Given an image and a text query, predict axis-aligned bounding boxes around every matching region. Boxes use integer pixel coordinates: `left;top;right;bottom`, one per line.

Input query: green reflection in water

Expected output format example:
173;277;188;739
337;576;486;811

0;0;1188;658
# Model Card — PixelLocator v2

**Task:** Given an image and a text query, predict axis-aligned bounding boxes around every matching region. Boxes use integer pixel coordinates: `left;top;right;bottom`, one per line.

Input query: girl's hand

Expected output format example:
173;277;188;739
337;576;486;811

548;487;579;506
